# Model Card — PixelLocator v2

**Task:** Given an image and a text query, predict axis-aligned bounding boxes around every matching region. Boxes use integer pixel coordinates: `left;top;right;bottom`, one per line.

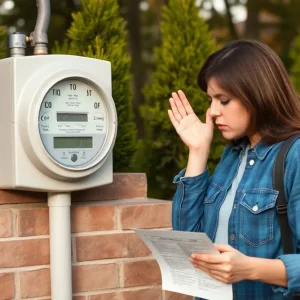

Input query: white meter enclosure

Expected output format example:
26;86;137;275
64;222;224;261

0;55;117;192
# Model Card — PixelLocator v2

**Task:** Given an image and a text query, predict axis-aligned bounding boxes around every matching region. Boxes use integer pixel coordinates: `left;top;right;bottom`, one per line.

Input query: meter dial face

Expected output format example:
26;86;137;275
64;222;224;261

38;78;108;169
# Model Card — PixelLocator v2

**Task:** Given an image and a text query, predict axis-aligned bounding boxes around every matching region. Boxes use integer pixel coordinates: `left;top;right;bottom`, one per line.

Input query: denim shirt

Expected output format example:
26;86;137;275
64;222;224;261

172;139;300;300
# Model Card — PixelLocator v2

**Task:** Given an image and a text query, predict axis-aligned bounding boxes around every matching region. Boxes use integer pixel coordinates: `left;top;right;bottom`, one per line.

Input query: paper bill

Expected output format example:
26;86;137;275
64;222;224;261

134;229;232;300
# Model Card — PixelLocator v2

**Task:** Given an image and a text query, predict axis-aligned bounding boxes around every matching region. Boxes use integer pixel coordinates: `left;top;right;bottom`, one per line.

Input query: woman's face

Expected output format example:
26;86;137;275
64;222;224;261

207;77;259;146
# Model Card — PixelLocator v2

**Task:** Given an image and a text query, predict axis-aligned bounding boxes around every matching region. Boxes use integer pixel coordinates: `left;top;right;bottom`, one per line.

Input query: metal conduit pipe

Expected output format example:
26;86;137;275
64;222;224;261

29;0;50;55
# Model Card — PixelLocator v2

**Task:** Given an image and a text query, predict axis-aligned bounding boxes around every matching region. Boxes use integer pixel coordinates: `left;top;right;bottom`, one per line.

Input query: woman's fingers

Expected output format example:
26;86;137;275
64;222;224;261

171;92;187;118
191;260;223;272
177;90;194;115
195;264;223;276
168;109;179;130
169;90;194;123
169;98;183;122
192;264;231;283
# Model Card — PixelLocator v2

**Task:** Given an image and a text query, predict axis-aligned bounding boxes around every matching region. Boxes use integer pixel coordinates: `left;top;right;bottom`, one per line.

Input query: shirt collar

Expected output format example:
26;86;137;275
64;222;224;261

231;137;277;160
252;140;277;160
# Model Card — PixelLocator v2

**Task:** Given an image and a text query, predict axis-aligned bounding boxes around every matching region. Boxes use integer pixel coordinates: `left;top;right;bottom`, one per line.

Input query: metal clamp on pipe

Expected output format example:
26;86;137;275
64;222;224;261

8;32;26;57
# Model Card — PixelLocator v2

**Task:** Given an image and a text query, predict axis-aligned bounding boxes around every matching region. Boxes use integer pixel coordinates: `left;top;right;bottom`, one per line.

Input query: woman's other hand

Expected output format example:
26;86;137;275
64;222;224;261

168;90;214;151
190;244;254;284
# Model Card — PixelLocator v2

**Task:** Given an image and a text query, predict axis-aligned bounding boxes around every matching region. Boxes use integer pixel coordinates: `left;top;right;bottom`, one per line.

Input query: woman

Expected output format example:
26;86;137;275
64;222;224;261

169;40;300;299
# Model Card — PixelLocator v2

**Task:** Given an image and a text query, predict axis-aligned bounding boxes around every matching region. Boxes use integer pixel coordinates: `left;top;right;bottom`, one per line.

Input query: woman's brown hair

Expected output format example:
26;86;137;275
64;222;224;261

198;40;300;144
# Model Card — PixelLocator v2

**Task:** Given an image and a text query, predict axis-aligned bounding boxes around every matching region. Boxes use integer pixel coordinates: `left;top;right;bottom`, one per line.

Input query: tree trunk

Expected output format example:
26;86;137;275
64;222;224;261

246;0;260;39
126;0;145;138
224;0;239;39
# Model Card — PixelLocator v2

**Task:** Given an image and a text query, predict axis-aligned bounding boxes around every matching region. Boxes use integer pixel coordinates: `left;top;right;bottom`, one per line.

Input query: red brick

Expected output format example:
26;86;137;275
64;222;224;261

89;292;119;300
90;288;162;300
71;205;115;233
119;202;171;229
72;264;119;293
72;173;147;201
123;260;161;287
17;208;49;237
0;239;49;267
0;190;46;205
0;273;14;300
165;291;193;300
76;233;150;262
20;268;50;298
73;297;86;300
122;288;162;300
0;210;12;238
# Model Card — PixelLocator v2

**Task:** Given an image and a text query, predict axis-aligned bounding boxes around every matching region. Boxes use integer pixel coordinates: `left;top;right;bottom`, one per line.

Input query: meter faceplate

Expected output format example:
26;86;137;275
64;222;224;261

39;78;108;169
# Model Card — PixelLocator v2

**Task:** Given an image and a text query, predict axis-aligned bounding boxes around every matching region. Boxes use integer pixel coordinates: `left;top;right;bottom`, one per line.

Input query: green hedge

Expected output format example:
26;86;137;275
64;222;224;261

0;26;7;59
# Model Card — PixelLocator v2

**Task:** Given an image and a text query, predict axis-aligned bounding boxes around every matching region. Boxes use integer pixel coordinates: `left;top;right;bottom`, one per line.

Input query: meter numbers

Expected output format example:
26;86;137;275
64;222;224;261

54;137;93;149
57;113;88;122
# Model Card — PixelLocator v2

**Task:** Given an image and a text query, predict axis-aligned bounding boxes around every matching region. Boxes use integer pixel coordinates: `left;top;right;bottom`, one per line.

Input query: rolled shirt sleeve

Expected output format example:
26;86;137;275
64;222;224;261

172;167;209;232
273;255;300;297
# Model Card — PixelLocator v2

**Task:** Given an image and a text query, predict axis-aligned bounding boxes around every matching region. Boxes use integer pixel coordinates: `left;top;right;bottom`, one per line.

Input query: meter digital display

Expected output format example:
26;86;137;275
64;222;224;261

57;113;88;122
54;137;93;149
38;78;108;169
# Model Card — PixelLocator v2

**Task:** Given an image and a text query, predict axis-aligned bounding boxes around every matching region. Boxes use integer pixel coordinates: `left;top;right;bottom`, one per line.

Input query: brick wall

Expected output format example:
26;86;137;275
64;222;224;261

0;173;192;300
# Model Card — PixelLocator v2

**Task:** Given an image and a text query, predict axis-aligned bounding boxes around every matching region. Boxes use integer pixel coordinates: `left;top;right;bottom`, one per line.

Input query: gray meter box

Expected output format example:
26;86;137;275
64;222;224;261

0;55;117;192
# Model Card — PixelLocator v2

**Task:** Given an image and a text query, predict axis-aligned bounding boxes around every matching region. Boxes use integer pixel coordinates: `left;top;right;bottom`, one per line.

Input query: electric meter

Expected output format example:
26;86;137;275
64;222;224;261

0;55;117;191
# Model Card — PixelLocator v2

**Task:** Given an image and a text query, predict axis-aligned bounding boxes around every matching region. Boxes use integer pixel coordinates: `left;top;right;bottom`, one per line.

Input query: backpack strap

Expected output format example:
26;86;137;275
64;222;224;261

272;134;300;254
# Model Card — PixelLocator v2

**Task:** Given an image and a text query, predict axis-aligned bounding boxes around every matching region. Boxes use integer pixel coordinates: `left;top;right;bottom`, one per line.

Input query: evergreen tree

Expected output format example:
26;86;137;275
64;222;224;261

0;26;7;59
139;0;225;199
290;34;300;93
53;0;136;171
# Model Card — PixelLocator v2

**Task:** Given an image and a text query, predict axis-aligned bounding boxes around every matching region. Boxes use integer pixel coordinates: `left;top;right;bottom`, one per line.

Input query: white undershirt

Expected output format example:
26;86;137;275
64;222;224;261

214;145;249;244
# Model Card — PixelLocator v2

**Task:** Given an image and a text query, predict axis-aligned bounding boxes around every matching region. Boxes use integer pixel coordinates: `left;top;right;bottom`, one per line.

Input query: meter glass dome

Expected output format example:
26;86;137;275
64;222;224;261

38;78;108;169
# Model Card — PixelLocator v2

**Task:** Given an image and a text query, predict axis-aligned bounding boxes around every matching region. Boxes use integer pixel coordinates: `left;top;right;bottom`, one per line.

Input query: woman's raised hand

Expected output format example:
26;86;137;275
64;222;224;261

168;90;214;151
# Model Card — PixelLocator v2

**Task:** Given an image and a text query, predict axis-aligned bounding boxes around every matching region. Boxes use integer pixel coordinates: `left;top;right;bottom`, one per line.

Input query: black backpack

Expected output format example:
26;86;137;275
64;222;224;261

273;133;300;254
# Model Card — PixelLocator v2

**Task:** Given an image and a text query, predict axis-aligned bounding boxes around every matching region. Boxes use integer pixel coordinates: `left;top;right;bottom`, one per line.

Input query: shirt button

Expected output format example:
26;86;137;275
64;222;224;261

233;204;237;209
249;159;255;166
230;234;236;241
